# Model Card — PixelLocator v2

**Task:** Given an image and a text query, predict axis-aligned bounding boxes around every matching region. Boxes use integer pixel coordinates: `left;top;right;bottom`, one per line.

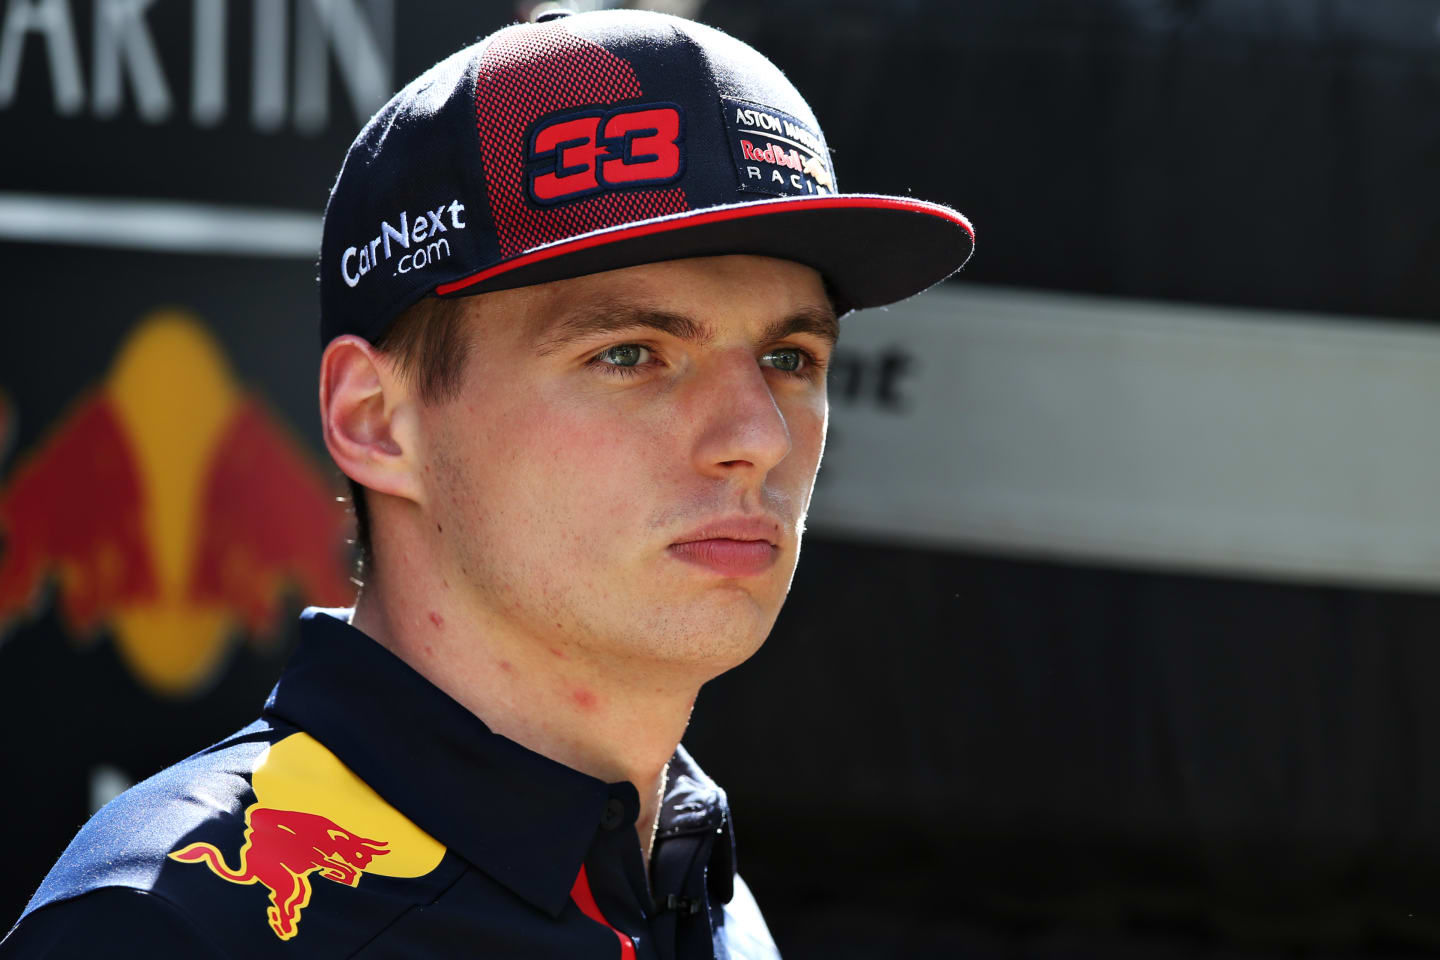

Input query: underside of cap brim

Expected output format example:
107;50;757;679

434;194;975;313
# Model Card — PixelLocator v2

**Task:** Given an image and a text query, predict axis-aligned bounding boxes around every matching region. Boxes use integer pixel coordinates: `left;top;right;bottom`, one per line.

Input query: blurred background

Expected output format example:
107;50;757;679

3;0;1440;956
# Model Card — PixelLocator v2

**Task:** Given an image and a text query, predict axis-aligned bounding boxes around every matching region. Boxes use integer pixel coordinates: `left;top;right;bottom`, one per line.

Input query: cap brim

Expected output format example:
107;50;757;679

434;194;974;313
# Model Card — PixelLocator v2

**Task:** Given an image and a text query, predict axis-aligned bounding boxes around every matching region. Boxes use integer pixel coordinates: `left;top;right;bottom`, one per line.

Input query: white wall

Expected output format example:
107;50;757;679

813;284;1440;591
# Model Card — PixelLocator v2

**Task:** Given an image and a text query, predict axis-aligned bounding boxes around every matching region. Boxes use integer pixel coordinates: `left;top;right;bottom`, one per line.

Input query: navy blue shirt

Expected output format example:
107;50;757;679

1;608;780;958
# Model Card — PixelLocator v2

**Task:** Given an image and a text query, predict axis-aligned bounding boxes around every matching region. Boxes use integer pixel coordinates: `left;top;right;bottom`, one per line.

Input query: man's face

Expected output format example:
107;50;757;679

415;254;834;677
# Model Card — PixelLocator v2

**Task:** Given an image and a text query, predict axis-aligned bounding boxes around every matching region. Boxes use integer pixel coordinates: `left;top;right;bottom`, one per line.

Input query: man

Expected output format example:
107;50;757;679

1;8;971;958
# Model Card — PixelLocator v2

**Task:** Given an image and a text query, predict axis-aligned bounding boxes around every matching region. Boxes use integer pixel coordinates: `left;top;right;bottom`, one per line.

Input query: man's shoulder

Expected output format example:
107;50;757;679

20;719;281;916
6;715;462;957
3;718;283;956
1;888;225;958
0;719;277;955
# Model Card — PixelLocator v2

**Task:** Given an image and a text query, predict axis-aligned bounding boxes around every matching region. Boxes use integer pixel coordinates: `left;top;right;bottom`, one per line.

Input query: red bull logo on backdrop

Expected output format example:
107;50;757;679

0;392;12;471
170;733;446;940
0;310;353;695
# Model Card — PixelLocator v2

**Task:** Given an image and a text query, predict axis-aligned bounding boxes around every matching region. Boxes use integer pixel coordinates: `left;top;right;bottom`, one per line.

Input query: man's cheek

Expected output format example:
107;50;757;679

509;412;654;528
786;404;827;469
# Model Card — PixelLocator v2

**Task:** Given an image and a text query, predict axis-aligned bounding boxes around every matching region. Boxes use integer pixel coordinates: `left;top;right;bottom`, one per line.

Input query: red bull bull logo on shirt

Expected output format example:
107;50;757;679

169;732;446;940
0;310;353;695
171;808;389;940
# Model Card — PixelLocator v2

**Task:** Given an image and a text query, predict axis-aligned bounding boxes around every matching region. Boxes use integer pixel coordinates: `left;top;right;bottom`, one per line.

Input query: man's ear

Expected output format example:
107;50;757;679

319;335;424;506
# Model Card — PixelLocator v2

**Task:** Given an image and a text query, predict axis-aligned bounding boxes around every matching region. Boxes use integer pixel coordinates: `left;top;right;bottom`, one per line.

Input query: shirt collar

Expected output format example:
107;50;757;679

263;607;626;919
660;743;737;904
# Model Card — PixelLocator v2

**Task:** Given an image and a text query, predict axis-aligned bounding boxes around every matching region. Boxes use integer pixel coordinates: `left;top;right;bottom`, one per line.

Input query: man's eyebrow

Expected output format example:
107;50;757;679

534;300;840;356
756;305;840;349
535;303;713;355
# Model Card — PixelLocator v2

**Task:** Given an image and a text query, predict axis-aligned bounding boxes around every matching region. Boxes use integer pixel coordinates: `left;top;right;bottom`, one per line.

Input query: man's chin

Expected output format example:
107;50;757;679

591;585;773;671
685;592;782;660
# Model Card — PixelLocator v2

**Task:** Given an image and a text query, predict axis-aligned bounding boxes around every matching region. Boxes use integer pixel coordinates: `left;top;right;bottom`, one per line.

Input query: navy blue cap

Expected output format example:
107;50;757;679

319;9;974;347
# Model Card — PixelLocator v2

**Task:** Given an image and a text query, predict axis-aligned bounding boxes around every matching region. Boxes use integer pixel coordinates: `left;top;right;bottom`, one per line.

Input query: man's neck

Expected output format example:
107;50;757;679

349;571;701;872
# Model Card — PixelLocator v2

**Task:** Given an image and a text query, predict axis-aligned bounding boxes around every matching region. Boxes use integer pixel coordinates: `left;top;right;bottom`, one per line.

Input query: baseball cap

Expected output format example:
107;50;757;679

319;8;974;347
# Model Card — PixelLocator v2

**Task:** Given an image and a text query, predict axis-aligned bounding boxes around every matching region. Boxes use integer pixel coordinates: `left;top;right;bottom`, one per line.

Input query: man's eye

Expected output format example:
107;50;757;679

596;344;650;368
759;347;807;374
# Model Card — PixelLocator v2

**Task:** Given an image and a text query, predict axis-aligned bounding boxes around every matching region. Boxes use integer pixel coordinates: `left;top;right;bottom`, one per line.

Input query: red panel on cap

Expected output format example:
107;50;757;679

474;24;689;258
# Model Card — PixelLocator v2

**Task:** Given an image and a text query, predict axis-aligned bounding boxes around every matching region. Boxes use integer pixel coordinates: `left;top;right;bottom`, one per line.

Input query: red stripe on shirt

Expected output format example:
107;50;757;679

570;864;637;960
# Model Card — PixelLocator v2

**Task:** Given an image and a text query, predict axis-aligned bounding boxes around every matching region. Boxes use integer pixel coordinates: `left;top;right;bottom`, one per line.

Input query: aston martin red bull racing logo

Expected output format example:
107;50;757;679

722;97;834;198
0;310;353;695
169;732;446;940
172;808;389;940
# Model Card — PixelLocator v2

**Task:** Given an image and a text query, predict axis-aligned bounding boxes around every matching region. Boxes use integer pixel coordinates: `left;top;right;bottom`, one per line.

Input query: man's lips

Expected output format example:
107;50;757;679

668;539;778;577
668;517;781;578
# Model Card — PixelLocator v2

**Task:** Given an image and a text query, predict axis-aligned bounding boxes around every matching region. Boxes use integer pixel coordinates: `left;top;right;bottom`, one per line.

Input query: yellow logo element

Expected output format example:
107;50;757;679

0;311;353;696
801;153;833;190
170;733;445;940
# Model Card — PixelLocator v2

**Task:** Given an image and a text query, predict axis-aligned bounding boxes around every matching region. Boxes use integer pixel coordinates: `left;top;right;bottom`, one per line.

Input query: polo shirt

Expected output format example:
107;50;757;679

1;608;780;959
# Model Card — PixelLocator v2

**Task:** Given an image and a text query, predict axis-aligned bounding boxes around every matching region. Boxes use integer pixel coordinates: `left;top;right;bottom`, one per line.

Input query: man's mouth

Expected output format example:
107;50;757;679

668;516;781;578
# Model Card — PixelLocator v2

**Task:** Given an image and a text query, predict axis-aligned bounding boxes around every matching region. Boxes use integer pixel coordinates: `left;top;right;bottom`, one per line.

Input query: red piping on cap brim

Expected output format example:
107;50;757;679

435;194;973;297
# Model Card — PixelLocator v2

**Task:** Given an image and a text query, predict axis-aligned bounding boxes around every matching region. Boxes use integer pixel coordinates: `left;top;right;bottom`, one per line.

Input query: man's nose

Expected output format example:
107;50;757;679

689;353;792;479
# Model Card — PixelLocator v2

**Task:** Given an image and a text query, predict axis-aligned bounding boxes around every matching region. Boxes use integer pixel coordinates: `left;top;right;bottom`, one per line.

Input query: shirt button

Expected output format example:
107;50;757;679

601;797;626;831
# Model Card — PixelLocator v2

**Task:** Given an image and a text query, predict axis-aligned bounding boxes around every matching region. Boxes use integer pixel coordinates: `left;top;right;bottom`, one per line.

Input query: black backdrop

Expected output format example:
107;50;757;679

3;2;1440;957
